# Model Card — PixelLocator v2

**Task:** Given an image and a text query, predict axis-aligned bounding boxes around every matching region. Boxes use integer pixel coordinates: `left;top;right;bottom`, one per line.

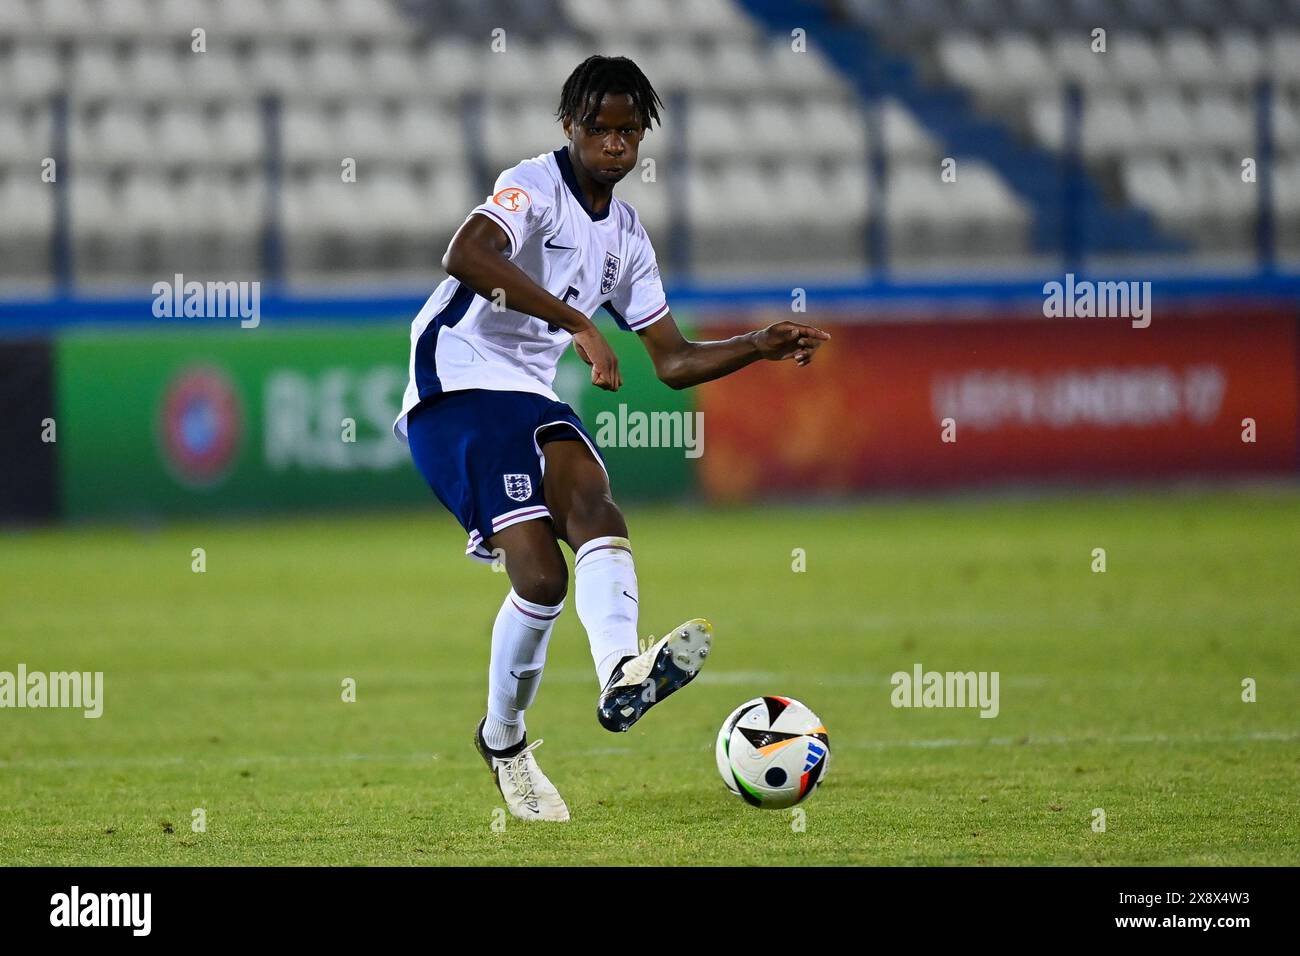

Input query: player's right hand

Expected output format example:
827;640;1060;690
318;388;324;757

573;327;621;391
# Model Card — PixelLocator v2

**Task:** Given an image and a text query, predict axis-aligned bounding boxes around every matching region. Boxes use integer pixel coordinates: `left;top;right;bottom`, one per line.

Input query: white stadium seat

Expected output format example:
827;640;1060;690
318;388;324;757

0;172;56;236
70;47;125;96
302;44;366;98
610;166;671;238
685;100;745;161
1081;94;1141;156
802;100;869;158
123;47;185;99
422;40;477;100
1049;33;1109;85
1191;93;1253;150
763;37;845;94
684;162;762;231
821;162;870;226
69;174;121;237
710;42;769;93
249;44;306;95
1123;157;1193;221
335;105;394;162
679;0;755;36
1274;156;1300;214
1217;31;1266;83
743;101;804;156
95;0;158;39
990;34;1054;91
395;101;466;163
480;43;546;97
337;0;411;39
283;105;338;162
39;0;98;38
119;170;184;233
209;106;263;164
367;46;423;97
210;173;268;236
4;46;64;102
427;162;475;233
1267;32;1300;81
1105;33;1165;87
1186;156;1256;218
0;1;38;39
280;0;335;39
0;108;53;164
1163;31;1220;84
1273;93;1300;147
536;39;598;90
939;35;996;91
71;106;154;166
881;99;937;158
155;107;216;165
482;97;564;170
1134;91;1198;150
154;0;211;38
216;0;272;38
187;49;248;100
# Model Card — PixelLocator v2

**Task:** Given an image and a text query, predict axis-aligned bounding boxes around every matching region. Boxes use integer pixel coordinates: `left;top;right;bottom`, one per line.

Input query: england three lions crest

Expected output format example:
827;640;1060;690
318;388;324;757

600;252;621;295
503;473;533;502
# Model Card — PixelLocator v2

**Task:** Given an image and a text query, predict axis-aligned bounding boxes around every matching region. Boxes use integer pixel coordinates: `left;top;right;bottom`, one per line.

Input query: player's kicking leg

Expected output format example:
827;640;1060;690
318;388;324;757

540;435;713;733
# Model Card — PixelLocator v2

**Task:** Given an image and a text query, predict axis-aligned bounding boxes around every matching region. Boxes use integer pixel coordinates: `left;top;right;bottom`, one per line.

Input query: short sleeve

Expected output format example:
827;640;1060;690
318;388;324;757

466;161;554;259
607;220;669;332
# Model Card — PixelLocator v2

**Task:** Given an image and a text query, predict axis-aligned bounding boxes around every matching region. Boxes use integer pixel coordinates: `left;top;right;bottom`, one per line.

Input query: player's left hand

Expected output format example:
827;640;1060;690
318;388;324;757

754;321;831;367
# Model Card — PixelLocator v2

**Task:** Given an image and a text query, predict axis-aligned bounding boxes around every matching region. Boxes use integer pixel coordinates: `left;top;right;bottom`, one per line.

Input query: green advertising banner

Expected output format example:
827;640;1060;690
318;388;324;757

55;318;695;519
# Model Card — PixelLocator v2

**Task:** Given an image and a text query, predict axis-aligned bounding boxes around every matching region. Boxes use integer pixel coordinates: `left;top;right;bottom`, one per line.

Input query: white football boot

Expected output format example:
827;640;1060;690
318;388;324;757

473;718;570;822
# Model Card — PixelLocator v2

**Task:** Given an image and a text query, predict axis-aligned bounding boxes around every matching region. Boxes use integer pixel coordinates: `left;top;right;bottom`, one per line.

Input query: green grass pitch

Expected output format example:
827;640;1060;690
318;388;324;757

1;489;1297;865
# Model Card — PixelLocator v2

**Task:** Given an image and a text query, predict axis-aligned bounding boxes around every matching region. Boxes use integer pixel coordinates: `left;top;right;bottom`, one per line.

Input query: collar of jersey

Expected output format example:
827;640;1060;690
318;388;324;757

553;147;612;222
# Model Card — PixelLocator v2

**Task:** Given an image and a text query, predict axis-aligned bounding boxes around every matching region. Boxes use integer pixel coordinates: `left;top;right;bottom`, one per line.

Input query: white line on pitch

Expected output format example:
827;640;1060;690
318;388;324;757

0;730;1294;771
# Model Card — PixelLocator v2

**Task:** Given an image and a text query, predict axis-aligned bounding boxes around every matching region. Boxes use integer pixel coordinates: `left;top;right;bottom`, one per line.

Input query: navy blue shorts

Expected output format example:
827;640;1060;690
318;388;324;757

405;388;606;563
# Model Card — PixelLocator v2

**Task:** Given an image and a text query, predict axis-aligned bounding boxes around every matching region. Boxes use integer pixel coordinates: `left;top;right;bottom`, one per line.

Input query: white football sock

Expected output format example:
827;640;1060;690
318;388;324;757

574;535;640;688
483;589;563;752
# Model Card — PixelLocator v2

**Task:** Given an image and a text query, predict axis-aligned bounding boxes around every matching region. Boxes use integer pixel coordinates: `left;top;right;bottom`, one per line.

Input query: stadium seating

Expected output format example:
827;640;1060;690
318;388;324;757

853;0;1300;261
1;0;1293;288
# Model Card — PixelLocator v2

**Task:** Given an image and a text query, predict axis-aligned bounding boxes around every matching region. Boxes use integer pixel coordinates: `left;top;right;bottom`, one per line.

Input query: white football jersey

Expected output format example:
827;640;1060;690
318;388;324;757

393;148;669;442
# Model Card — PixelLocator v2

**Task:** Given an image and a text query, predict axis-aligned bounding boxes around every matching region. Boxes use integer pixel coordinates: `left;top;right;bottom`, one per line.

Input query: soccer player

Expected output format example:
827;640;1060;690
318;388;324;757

394;55;829;821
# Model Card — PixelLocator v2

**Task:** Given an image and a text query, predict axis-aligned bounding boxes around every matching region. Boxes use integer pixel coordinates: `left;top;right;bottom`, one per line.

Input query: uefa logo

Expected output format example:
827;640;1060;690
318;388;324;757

157;365;244;489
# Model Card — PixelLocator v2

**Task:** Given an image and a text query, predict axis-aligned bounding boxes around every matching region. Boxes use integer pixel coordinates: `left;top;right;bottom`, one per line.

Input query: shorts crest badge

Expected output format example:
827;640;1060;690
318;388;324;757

503;473;533;502
600;251;621;295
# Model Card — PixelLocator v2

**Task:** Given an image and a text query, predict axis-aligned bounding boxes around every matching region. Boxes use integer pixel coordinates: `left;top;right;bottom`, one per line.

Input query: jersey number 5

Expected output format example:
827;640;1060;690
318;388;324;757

548;285;580;334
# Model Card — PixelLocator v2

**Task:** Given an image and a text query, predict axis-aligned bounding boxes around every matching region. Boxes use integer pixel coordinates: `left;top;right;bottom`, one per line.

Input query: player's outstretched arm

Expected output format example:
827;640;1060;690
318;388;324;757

442;214;622;390
635;312;830;390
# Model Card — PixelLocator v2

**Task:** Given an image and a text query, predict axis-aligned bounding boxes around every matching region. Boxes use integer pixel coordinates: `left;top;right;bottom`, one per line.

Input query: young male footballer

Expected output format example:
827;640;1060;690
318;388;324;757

393;56;829;821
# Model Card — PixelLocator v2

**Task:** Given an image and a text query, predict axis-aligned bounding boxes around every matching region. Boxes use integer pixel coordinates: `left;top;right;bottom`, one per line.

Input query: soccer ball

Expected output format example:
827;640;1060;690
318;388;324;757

715;696;830;809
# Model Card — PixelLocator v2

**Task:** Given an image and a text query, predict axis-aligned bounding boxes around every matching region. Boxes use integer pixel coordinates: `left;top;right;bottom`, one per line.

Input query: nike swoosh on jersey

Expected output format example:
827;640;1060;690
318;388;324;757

543;235;576;251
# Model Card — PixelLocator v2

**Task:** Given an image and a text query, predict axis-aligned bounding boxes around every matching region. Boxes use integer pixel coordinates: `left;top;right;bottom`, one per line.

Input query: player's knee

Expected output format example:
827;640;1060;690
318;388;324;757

512;560;568;607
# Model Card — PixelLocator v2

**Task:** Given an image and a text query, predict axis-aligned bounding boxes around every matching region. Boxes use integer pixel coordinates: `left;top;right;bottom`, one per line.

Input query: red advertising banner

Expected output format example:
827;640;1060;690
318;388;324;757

695;308;1299;500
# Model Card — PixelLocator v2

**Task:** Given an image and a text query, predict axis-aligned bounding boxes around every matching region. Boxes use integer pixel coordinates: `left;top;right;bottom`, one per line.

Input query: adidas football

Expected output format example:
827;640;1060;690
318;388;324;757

715;696;830;809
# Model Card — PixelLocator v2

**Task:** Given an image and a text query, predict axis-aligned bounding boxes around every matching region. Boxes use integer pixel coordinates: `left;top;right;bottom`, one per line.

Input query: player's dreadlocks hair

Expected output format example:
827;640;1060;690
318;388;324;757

556;55;664;131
